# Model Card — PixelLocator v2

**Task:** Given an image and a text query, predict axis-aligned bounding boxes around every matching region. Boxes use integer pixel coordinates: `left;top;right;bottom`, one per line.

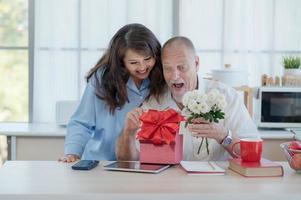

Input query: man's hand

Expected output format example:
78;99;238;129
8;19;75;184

124;108;144;134
58;154;80;163
187;118;227;143
115;107;143;161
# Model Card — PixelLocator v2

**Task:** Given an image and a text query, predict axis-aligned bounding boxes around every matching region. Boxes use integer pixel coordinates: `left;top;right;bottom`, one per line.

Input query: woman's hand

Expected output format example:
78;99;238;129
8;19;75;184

58;154;80;163
187;118;227;143
124;108;144;134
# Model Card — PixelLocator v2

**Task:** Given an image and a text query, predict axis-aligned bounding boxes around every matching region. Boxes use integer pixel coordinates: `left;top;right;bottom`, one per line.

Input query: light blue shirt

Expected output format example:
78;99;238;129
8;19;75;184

64;71;150;160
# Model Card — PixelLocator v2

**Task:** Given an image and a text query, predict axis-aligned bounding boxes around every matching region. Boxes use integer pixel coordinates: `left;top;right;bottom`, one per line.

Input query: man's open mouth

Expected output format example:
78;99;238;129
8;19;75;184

172;83;184;88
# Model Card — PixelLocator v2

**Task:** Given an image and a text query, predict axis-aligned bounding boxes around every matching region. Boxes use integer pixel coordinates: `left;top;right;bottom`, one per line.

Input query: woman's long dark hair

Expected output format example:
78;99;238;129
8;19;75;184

86;23;166;114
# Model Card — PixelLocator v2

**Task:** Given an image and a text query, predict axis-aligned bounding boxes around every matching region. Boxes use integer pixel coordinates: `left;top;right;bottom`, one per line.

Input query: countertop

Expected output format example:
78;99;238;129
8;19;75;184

0;122;301;140
0;122;65;136
0;161;300;200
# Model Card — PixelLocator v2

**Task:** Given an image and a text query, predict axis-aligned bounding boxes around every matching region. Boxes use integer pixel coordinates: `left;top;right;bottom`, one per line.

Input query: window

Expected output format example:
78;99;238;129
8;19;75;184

4;0;299;124
33;0;173;123
0;0;29;122
179;0;301;86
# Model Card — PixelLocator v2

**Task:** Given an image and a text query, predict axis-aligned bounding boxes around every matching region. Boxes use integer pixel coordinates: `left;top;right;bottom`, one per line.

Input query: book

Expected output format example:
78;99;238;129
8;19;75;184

228;158;284;177
180;161;226;175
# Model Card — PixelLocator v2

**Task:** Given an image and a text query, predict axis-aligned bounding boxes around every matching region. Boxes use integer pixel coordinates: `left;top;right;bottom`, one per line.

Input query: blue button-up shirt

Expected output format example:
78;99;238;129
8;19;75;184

64;71;150;160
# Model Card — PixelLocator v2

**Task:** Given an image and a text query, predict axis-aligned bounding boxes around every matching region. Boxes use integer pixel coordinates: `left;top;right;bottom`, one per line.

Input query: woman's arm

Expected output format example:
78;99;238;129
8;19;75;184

58;154;80;163
63;83;97;160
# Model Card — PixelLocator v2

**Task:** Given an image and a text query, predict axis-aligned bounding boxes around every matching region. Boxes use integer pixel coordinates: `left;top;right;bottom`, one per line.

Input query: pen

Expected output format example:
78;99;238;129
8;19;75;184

208;161;216;170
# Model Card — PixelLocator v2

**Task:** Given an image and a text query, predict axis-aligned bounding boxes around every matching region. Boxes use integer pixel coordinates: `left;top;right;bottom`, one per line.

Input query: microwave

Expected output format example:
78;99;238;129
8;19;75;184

258;87;301;128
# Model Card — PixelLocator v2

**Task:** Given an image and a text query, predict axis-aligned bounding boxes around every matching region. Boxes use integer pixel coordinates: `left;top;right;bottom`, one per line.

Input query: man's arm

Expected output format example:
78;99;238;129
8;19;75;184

220;86;260;157
115;108;143;161
218;133;241;158
187;120;240;158
116;128;139;161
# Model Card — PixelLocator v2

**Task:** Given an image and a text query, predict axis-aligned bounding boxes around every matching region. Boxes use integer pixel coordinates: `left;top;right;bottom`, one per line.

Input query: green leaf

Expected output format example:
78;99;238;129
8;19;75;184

283;56;301;69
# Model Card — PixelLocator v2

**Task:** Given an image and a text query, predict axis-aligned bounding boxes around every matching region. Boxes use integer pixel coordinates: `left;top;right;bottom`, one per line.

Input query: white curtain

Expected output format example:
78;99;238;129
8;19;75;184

33;0;173;123
180;0;301;86
179;0;223;79
33;0;301;123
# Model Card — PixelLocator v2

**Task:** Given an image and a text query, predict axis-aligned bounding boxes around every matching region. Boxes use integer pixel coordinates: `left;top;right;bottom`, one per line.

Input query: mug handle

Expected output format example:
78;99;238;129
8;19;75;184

231;141;241;158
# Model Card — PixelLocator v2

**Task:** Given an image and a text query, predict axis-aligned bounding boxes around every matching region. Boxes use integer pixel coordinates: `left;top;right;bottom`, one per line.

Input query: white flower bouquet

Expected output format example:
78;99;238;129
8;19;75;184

182;89;227;154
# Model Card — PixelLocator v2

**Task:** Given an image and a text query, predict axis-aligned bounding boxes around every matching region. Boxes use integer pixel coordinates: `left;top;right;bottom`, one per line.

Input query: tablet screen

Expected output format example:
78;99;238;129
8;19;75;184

103;161;170;173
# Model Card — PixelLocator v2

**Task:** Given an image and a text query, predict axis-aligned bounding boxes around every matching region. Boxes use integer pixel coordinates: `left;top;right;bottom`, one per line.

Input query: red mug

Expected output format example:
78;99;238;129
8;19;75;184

232;138;263;162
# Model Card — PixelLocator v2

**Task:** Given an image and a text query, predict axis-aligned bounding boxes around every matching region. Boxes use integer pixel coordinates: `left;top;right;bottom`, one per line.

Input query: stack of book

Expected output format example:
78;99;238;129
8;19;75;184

228;158;283;177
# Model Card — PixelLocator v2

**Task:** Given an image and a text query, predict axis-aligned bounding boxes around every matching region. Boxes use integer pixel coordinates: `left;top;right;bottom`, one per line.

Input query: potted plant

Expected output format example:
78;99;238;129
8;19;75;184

283;56;301;75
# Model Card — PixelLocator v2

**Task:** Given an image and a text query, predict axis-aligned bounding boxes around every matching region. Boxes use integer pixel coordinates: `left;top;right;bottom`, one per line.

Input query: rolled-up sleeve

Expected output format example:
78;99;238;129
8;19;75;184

64;83;96;157
224;87;260;139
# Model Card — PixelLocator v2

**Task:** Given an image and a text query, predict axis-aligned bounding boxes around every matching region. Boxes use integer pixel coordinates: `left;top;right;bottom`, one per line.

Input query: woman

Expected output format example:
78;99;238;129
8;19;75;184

59;23;165;162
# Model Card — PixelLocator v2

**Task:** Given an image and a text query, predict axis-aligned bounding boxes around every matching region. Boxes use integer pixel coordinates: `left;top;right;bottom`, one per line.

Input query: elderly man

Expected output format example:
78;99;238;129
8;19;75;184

116;36;259;161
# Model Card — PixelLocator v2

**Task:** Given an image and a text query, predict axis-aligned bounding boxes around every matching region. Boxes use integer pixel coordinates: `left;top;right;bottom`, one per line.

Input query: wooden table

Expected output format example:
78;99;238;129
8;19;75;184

0;161;300;200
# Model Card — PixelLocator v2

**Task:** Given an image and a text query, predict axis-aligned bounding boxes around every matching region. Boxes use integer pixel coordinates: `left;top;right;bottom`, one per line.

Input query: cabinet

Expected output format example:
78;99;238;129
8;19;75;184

7;136;64;160
0;123;65;162
6;136;290;161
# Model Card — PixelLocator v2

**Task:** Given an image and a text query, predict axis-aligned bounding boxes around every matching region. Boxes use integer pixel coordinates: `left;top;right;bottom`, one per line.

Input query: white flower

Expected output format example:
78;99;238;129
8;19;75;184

183;91;193;106
183;89;226;115
206;89;227;111
207;92;217;107
197;102;210;113
195;94;207;104
182;88;227;156
206;89;219;107
187;100;199;113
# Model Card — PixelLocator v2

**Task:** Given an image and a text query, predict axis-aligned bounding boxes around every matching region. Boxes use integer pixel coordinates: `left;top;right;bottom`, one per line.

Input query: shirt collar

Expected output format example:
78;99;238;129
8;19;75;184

197;75;206;94
126;77;150;94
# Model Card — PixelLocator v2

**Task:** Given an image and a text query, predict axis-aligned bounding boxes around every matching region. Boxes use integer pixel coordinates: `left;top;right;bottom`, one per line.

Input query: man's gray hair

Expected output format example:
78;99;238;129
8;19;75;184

162;36;196;54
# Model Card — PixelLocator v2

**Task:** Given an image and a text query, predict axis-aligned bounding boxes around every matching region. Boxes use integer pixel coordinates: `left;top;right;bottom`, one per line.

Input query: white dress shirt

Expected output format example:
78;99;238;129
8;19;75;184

140;77;260;161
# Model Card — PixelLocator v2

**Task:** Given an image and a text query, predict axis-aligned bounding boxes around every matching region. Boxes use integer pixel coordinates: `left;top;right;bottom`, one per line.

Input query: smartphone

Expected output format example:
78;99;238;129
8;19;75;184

71;160;99;170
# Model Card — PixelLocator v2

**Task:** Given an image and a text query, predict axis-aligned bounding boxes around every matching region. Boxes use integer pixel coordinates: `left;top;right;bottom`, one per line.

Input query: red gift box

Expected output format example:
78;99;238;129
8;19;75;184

137;109;184;164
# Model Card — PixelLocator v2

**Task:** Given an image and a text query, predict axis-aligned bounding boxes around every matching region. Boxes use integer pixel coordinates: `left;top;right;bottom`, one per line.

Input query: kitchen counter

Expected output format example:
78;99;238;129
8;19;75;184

0;122;65;136
1;123;300;139
0;123;300;161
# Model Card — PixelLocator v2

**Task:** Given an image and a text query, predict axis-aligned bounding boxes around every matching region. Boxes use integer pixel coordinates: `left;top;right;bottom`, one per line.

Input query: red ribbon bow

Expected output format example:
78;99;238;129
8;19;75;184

136;109;184;145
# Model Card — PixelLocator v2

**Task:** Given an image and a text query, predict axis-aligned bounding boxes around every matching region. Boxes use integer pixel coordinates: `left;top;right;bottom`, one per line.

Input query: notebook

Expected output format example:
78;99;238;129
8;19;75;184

180;161;226;175
228;158;283;177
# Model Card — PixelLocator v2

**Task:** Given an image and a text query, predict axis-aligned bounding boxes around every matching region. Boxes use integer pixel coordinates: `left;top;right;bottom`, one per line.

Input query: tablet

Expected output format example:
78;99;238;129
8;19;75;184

103;161;170;174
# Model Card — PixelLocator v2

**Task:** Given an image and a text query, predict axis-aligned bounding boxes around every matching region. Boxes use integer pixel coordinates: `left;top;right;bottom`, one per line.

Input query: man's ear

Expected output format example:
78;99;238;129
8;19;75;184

195;55;200;72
